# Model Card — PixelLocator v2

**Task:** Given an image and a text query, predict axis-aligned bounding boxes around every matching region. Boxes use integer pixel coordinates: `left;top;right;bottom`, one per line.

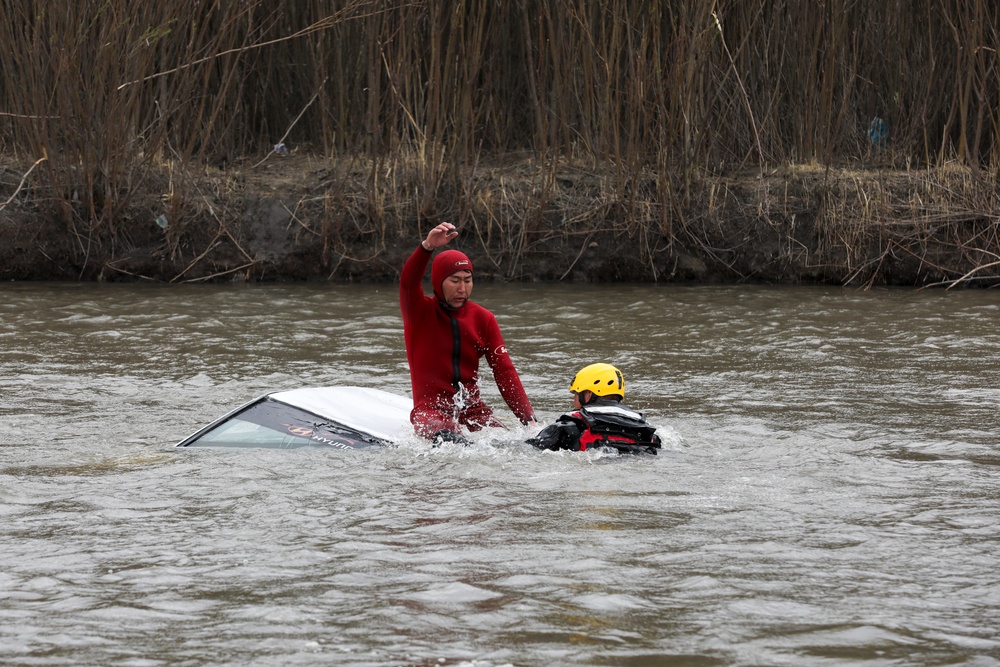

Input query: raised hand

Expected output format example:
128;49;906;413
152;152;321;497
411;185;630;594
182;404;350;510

422;222;458;250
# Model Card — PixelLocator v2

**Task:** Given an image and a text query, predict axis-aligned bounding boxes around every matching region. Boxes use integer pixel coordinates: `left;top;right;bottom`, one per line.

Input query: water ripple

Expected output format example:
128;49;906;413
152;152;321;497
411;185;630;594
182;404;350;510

2;283;1000;665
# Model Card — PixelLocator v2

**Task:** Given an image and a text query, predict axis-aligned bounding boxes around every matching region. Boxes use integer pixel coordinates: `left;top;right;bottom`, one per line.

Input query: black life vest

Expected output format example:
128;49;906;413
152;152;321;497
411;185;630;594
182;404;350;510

572;405;661;454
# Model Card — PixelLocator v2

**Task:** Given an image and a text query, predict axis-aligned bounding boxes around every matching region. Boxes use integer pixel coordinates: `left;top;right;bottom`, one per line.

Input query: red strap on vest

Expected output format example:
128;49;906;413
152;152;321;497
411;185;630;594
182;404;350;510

576;424;640;451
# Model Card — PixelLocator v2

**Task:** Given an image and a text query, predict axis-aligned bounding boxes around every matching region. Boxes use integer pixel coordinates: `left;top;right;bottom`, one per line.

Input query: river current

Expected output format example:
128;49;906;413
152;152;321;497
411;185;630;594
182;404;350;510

2;282;999;666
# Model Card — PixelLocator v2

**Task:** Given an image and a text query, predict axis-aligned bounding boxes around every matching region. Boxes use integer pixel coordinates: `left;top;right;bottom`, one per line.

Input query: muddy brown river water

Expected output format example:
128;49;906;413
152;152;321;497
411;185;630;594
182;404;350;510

2;282;999;666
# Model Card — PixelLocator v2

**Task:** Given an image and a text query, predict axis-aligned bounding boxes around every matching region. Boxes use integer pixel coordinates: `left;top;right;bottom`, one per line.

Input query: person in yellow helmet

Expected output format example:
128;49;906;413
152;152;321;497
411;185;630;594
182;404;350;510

526;363;662;454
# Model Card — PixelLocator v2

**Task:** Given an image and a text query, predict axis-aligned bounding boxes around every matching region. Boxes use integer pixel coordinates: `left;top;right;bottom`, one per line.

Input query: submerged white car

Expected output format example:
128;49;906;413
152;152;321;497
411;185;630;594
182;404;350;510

175;386;413;449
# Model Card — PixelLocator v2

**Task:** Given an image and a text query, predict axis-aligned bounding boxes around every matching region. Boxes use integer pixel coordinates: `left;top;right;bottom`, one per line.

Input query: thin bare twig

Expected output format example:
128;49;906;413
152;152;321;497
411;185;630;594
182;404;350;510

941;259;1000;290
115;5;398;90
0;112;59;119
712;12;765;172
170;235;223;283
282;199;320;237
558;233;595;281
101;263;159;282
251;82;326;170
180;262;256;283
0;151;48;211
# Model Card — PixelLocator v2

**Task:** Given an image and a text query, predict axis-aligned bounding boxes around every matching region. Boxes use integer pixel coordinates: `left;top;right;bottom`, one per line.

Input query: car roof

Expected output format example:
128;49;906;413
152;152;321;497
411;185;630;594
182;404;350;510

268;386;413;443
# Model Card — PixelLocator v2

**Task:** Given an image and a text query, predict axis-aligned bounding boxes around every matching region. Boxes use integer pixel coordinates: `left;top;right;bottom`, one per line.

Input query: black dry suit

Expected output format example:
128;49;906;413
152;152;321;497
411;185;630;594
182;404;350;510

527;400;661;455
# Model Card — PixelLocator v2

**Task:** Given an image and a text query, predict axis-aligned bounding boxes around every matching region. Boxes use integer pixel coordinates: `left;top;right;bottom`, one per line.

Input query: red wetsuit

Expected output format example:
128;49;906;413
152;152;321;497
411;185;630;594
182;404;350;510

399;244;535;438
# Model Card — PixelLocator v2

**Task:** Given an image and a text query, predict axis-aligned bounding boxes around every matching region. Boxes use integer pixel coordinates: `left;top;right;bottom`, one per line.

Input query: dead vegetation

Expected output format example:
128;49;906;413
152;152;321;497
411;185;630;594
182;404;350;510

1;1;999;287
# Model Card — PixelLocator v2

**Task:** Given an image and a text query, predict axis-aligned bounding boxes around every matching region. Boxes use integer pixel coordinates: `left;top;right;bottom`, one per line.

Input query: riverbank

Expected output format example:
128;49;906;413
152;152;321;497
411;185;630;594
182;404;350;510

2;153;998;288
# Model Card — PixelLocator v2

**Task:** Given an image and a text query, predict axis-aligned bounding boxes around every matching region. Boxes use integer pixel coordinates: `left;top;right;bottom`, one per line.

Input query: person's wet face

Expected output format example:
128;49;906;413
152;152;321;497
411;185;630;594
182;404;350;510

441;271;473;308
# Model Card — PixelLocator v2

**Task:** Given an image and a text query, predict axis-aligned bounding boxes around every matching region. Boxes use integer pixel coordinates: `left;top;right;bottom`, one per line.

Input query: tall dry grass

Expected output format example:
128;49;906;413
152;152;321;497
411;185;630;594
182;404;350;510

0;0;998;281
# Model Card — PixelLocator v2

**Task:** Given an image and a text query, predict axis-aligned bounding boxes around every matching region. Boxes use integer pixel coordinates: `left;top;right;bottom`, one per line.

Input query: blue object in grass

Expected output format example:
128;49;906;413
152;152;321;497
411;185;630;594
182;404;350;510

868;116;887;148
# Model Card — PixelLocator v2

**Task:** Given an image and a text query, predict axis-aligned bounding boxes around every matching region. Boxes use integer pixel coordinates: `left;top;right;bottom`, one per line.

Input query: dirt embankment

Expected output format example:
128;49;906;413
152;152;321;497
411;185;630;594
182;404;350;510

2;154;998;288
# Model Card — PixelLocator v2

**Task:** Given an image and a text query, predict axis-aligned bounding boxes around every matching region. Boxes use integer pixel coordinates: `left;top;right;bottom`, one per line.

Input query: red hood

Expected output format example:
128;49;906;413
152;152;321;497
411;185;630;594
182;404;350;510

432;250;473;300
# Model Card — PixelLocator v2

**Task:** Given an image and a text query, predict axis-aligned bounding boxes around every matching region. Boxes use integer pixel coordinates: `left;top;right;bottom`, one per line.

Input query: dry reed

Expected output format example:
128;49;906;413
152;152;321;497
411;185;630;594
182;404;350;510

0;0;998;285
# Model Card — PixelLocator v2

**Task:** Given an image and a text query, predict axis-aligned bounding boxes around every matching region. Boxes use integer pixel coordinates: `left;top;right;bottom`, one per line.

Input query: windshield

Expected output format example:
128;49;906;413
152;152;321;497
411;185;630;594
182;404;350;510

178;397;383;449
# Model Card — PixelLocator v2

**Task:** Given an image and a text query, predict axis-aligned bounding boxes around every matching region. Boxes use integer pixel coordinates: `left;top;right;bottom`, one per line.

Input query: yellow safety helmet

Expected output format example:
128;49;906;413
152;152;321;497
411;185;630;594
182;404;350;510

569;363;625;398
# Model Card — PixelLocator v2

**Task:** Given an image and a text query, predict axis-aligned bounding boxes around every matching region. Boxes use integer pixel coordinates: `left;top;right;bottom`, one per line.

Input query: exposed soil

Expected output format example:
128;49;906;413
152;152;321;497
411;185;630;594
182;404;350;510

2;154;998;288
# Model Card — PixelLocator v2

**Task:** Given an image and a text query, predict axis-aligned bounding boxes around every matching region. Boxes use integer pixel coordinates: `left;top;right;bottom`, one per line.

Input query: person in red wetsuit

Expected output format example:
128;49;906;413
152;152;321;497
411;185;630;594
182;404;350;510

400;221;536;442
527;363;662;455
